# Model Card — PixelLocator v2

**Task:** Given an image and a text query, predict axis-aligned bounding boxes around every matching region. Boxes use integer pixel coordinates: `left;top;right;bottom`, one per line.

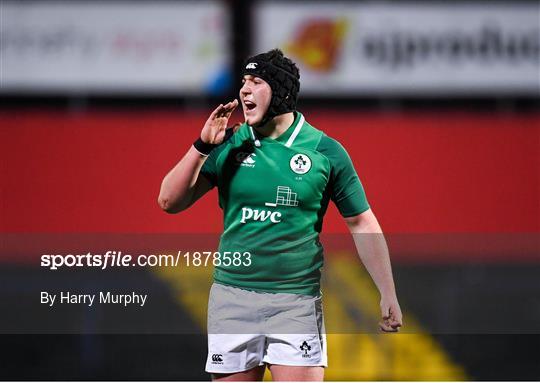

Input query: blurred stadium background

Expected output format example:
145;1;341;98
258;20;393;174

1;0;539;380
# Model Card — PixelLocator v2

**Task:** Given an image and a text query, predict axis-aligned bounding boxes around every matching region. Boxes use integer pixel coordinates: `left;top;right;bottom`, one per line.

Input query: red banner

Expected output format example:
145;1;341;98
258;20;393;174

1;110;538;236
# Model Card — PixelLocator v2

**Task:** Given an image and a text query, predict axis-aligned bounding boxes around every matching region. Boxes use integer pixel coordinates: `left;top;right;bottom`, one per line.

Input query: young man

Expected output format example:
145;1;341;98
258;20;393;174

158;49;402;381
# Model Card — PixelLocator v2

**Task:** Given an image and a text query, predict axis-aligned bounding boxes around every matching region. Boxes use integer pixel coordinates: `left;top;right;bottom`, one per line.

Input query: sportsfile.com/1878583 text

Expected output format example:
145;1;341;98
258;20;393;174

40;251;252;270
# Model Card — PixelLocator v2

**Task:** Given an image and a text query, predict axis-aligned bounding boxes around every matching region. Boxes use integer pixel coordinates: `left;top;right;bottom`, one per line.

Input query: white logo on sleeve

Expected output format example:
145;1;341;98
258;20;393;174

246;62;258;69
290;154;312;174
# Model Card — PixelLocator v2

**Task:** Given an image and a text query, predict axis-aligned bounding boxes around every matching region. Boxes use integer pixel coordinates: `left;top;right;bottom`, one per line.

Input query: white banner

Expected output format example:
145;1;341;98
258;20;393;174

1;1;231;95
254;2;540;95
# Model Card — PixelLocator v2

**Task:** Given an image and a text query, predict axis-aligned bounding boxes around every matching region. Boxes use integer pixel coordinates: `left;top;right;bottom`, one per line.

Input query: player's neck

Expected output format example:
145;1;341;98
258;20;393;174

256;112;295;139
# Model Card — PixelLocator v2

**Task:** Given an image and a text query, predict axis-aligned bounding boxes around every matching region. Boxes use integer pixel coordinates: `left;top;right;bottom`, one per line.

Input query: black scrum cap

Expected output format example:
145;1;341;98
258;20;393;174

242;49;300;127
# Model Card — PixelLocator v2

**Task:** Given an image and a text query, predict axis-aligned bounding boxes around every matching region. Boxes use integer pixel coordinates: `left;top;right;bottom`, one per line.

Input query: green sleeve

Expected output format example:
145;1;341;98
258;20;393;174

200;146;219;187
199;127;236;188
317;135;370;217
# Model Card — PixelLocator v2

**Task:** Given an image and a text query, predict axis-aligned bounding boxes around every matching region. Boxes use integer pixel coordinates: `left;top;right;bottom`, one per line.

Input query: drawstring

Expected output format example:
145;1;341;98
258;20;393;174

248;125;261;147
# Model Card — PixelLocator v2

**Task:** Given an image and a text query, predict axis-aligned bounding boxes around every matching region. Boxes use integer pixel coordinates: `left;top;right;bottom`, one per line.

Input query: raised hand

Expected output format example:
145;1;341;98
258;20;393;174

200;100;239;145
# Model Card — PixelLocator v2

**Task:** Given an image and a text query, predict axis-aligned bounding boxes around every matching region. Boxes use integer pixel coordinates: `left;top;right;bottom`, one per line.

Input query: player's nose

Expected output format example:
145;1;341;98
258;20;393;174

240;82;252;96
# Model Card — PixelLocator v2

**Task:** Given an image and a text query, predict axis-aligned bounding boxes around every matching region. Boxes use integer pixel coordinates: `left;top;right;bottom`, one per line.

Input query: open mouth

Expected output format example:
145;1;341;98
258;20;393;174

244;100;257;111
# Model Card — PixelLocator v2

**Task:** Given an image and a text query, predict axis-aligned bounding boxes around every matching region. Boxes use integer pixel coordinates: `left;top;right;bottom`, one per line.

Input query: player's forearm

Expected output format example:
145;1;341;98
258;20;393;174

158;146;207;213
352;232;397;298
346;212;398;299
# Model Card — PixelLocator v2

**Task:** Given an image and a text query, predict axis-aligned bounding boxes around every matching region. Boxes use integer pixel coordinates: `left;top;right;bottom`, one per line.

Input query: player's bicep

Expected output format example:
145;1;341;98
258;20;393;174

343;208;382;233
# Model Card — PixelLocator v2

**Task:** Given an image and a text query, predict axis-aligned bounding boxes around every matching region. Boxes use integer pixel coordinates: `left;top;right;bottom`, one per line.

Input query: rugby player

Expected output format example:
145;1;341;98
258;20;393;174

158;49;402;381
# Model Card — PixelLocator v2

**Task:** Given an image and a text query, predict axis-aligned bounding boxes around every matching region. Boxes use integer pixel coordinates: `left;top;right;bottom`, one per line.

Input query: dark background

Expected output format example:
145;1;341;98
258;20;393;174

1;0;539;380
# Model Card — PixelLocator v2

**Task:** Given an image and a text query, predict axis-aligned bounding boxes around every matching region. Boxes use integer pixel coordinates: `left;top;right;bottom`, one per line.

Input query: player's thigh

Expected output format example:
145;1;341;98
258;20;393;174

212;365;266;381
268;364;324;381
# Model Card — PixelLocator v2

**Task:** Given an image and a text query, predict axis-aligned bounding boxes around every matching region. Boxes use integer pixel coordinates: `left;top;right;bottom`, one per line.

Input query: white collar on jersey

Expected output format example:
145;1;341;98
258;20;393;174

248;113;305;148
285;113;305;148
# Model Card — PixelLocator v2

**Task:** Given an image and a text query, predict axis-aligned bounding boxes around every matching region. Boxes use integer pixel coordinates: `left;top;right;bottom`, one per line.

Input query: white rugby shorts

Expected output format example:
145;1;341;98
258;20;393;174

205;283;327;374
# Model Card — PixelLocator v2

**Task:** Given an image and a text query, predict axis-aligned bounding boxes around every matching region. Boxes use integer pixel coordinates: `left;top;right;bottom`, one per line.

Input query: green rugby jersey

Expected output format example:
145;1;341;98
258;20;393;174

201;112;369;296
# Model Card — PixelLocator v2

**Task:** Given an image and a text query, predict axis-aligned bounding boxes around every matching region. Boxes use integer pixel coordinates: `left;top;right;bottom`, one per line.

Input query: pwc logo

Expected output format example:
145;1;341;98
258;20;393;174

240;207;282;224
239;186;299;224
